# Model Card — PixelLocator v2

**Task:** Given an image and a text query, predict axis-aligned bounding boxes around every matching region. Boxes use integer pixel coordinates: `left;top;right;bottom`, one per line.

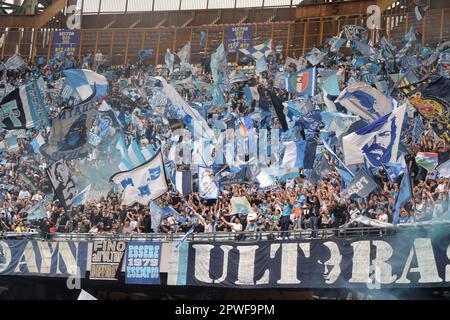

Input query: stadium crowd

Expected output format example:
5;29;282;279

0;26;449;238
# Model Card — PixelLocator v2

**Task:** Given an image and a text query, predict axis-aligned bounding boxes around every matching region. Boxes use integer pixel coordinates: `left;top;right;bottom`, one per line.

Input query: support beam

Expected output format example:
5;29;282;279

155;19;167;28
296;0;398;20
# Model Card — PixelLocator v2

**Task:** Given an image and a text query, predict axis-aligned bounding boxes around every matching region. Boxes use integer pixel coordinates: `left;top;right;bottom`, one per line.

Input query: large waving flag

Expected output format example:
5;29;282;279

41;89;97;161
282;140;317;169
436;159;450;178
239;39;273;61
0;81;48;129
110;151;169;206
335;82;394;121
63;69;108;101
210;43;229;88
286;68;316;96
321;112;360;138
156;76;215;141
342;104;406;167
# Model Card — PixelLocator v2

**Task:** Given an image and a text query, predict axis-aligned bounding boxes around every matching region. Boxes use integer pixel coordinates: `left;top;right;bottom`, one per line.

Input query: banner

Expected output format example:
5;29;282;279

52;30;80;57
0;240;88;278
226;25;253;53
46;160;77;210
340;169;378;198
40;90;97;161
125;242;162;285
185;226;450;288
90;240;127;280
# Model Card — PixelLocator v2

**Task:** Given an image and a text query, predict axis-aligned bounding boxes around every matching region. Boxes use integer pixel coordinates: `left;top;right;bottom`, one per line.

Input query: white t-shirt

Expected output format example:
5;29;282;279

229;222;243;232
378;213;388;223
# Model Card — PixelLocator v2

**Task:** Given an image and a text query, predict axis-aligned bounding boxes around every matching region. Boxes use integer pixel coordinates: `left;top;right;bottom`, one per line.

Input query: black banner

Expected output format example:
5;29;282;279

186;225;450;289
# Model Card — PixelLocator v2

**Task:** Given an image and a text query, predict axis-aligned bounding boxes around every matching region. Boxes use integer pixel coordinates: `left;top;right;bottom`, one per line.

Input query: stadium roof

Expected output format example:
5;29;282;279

77;0;304;14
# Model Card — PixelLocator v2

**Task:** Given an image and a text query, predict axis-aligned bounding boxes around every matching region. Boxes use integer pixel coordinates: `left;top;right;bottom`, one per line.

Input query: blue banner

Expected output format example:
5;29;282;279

125;242;162;285
226;25;253;53
0;240;88;278
52;30;80;57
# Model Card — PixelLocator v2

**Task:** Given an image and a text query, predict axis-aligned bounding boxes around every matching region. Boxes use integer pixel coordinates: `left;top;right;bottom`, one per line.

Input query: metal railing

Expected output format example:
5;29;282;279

0;226;400;242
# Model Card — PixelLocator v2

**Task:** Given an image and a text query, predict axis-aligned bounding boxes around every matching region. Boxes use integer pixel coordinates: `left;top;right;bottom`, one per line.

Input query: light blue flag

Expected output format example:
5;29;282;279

138;49;153;61
128;139;146;167
63;69;108;101
255;57;268;74
176;225;195;249
330;37;346;53
210;43;229;89
149;201;163;233
437;159;450;178
26;201;47;221
282;141;317;169
72;185;91;207
335;166;354;186
335;82;394;121
354;40;379;62
322;74;340;96
30;133;45;154
393;166;412;224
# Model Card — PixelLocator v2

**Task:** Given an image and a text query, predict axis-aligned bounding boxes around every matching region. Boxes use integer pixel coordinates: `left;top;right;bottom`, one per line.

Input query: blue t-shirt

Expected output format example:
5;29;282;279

282;204;292;217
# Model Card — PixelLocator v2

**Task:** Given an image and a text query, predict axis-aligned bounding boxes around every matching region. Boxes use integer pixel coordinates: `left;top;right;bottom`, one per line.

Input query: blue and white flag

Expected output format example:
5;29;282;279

255;57;269;74
4;53;27;72
156;77;215;141
176;225;195;249
198;166;218;199
165;49;175;74
138;49;153;61
5;136;19;152
175;170;192;196
282;140;317;169
110;151;169;206
342;103;406;167
0;81;48;129
128;139;146;167
239;39;273;61
122;88;142;102
296;109;322;131
321;112;360;137
72;184;91;207
383;161;404;182
63;69;108;101
353;40;379;62
436;160;450;178
393;166;413;224
335;82;394;121
415;5;426;21
177;42;190;65
26;201;47;221
329;37;346;53
306;48;325;66
256;165;275;188
149;201;163;232
30;132;45;154
210;43;229;88
41;90;97;161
